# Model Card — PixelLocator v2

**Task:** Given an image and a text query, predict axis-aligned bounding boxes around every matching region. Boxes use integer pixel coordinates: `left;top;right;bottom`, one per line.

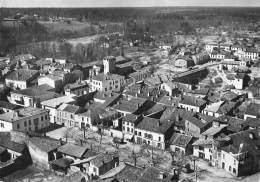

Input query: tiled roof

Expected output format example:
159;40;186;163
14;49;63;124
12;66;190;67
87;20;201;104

245;103;260;117
6;69;39;81
41;95;76;108
29;137;61;152
62;104;82;114
137;167;173;182
0;100;22;110
221;129;260;156
114;97;147;114
169;133;193;148
245;117;260;128
185;114;210;129
92;73;124;81
0;133;26;153
201;125;227;137
179;95;206;107
58;143;88;158
114;163;144;182
121;114;139;124
136;117;173;134
91;153;116;168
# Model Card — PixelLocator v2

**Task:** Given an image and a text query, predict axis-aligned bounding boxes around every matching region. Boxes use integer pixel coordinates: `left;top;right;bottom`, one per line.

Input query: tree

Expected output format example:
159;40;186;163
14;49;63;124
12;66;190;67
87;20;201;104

169;151;190;179
180;21;194;35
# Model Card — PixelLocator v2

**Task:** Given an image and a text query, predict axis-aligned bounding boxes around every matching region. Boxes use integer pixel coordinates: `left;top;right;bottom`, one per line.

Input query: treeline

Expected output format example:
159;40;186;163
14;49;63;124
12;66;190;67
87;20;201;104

15;40;121;64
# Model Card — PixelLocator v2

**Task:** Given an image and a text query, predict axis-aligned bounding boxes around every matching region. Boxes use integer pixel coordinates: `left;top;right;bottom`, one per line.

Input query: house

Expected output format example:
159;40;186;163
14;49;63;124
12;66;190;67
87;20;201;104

65;81;89;96
57;143;89;160
136;166;176;182
209;50;229;60
0;100;23;113
38;75;63;93
178;95;206;113
93;91;121;107
56;103;86;127
0;132;31;177
28;136;62;169
134;117;174;150
41;95;77;123
212;129;260;176
114;97;147;116
192;138;214;160
8;84;60;107
174;58;194;69
221;59;247;71
184;115;212;138
121;114;142;140
205;43;219;52
234;49;259;61
160;82;180;96
90;73;125;92
244;117;260;129
129;67;151;83
225;73;245;90
88;153;119;177
244;103;260;119
0;107;50;132
5;69;39;89
169;133;194;155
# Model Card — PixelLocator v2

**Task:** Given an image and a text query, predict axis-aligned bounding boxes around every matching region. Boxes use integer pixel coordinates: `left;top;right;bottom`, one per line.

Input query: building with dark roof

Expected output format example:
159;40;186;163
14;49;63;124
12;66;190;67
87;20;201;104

9;84;60;107
134;117;174;149
5;69;39;89
28;136;62;169
178;95;207;113
65;81;89;96
213;129;260;176
244;103;260;119
169;133;194;155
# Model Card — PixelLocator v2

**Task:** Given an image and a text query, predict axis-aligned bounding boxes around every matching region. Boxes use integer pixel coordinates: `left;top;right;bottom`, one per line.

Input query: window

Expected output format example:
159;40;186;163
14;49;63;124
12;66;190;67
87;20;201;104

71;114;73;119
82;117;84;122
229;166;231;171
29;120;31;125
24;121;27;127
41;116;43;121
33;118;39;125
199;146;204;150
233;168;236;174
0;123;4;128
131;128;133;133
138;132;141;136
45;115;48;120
93;167;97;172
134;131;137;135
127;127;130;132
234;160;236;165
223;154;225;159
17;124;20;129
122;126;125;130
158;136;161;141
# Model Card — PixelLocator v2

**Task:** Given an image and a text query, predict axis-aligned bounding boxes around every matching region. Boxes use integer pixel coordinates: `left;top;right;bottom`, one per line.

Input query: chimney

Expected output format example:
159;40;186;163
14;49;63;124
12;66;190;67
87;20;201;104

147;92;150;97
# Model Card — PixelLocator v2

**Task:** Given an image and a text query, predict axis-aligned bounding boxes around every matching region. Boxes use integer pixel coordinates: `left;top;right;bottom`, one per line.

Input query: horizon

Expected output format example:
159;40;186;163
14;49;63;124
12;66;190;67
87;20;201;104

1;0;260;8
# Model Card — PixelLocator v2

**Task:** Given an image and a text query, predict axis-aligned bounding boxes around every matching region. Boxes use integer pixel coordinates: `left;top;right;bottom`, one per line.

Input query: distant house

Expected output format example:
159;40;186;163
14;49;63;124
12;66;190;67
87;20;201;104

184;115;212;138
129;67;151;83
122;114;142;140
41;95;77;123
0;107;50;132
56;103;85;127
57;143;88;160
212;129;260;176
114;97;147;116
5;69;39;89
178;95;207;113
244;103;260;119
169;133;194;155
65;81;89;96
88;153;119;177
174;58;194;69
134;117;174;150
0;100;23;113
28;136;62;169
160;82;179;96
8;84;60;107
225;73;245;90
38;75;63;93
90;73;125;92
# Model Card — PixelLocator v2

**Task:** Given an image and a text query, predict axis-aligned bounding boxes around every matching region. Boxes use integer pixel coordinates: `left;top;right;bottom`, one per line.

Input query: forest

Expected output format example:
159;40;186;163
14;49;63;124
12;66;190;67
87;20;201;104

1;7;260;61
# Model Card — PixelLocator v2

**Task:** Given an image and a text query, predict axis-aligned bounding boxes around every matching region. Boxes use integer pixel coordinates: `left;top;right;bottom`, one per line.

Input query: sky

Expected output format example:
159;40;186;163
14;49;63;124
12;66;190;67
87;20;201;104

0;0;260;8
